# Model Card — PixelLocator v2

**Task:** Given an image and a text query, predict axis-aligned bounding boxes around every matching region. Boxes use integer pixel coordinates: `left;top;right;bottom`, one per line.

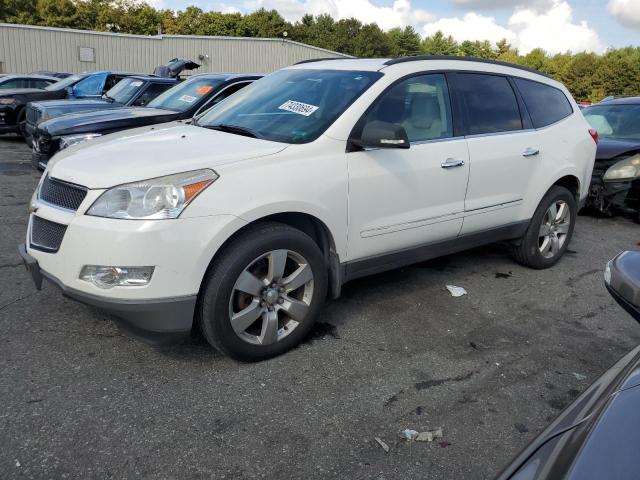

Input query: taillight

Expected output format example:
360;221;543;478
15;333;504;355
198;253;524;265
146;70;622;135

589;128;598;144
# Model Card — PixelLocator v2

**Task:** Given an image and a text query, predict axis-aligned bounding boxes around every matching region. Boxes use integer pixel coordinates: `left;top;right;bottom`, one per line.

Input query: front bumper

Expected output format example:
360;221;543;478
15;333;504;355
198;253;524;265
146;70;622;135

21;198;246;344
31;148;51;170
19;244;196;344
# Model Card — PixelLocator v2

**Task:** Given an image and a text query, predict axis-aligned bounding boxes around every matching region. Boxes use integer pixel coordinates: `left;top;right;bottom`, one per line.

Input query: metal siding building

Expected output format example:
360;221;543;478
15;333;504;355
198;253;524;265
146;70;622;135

0;23;349;74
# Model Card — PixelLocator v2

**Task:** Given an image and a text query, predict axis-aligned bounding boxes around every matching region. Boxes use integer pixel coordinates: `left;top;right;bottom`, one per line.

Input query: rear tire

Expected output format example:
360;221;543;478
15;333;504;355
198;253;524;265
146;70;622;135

510;185;577;269
198;222;328;362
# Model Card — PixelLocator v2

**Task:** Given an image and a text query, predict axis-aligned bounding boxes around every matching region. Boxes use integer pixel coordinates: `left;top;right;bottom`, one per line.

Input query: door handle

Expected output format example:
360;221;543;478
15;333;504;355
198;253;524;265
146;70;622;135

441;158;465;169
522;148;540;157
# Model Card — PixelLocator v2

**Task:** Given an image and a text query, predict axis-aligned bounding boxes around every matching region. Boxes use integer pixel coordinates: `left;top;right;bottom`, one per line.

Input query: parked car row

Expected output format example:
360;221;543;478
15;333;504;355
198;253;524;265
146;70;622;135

0;58;199;140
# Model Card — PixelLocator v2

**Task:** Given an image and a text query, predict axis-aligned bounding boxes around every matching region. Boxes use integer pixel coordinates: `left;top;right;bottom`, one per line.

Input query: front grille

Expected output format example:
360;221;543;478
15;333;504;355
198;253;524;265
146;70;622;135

39;175;87;211
26;105;39;125
30;216;67;253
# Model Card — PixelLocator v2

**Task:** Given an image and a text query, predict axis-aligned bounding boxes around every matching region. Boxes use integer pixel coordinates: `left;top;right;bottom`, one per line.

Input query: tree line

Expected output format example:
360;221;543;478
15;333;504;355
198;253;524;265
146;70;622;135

2;0;640;102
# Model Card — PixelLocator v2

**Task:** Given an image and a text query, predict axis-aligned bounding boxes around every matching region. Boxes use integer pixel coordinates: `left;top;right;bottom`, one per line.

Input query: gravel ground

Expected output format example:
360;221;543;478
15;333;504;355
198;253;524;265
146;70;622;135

1;135;639;480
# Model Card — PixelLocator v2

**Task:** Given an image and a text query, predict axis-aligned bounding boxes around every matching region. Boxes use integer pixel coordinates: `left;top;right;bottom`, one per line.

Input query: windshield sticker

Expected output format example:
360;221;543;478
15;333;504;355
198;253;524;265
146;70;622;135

130;81;143;87
197;86;213;95
179;94;197;103
278;100;319;117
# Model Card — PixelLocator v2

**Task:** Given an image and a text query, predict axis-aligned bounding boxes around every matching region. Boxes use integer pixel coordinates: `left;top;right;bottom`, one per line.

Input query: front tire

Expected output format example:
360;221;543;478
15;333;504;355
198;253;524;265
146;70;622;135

198;222;328;361
510;185;577;269
17;110;31;145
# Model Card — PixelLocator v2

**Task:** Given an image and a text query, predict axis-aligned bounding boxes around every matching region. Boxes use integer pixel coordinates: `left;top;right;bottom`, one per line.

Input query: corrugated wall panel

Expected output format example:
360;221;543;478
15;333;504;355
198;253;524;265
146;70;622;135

0;23;348;75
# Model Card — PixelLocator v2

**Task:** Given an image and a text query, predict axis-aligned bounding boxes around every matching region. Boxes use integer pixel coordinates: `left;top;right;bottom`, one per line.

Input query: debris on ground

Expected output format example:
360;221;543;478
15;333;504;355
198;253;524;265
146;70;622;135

398;427;444;442
573;372;587;381
439;440;452;448
495;271;513;279
375;437;390;453
445;285;467;297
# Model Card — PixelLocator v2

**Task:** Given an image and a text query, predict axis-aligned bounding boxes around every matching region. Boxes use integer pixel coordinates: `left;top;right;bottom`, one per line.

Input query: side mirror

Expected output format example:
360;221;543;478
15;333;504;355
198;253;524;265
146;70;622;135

350;120;410;150
65;86;74;97
605;251;640;322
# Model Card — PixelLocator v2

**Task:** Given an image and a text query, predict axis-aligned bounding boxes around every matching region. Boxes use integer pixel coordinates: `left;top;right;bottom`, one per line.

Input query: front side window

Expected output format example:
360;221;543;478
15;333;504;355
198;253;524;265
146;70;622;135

106;78;147;104
131;82;173;107
362;74;453;143
73;73;108;96
198;69;383;144
454;73;523;135
583;104;640;141
147;78;222;112
514;78;573;128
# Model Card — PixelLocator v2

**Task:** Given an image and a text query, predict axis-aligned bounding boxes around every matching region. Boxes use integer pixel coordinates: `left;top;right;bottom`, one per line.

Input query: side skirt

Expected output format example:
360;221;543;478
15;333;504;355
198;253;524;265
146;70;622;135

341;220;529;284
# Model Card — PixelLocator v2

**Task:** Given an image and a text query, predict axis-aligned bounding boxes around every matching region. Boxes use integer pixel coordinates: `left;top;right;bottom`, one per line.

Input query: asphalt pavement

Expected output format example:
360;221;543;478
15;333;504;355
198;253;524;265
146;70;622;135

1;135;639;479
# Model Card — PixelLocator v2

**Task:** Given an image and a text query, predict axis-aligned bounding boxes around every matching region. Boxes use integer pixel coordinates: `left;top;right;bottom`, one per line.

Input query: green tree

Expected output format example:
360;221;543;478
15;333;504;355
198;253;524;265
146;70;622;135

333;17;362;56
387;25;421;57
239;8;287;38
422;31;458;55
353;23;391;57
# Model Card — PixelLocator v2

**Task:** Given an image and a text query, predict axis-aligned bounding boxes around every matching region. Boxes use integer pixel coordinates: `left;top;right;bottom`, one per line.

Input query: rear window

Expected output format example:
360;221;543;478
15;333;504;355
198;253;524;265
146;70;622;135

514;78;573;128
454;73;523;135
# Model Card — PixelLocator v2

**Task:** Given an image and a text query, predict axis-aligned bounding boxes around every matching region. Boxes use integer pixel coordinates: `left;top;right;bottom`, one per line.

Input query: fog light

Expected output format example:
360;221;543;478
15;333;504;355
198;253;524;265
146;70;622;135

79;265;154;289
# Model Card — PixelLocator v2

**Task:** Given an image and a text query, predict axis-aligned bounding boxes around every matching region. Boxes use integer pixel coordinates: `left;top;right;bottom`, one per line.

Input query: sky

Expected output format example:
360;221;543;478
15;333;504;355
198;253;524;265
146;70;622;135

151;0;640;55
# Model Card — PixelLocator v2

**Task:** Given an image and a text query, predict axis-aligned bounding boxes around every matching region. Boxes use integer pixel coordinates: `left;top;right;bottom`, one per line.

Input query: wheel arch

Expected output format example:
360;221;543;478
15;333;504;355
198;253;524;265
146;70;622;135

200;211;343;302
552;174;581;202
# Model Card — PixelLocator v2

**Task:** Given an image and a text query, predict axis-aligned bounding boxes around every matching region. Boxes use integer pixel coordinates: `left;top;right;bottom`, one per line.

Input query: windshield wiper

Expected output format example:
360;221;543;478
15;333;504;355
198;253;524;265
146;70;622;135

103;94;115;103
205;123;261;139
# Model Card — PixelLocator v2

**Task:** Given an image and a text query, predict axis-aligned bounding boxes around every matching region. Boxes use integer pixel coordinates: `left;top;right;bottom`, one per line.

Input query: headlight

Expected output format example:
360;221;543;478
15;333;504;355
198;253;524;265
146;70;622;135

59;133;102;150
0;98;16;105
87;169;218;220
603;155;640;182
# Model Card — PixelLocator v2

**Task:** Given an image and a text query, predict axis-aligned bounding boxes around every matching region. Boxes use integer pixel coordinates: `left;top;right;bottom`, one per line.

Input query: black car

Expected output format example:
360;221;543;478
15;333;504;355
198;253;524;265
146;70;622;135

0;71;141;138
497;250;640;480
0;74;59;90
25;75;178;141
583;98;640;221
32;73;262;170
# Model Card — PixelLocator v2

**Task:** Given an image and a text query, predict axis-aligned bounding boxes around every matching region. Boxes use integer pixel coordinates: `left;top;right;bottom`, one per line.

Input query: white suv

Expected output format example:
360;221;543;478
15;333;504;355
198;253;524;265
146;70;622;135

20;57;597;361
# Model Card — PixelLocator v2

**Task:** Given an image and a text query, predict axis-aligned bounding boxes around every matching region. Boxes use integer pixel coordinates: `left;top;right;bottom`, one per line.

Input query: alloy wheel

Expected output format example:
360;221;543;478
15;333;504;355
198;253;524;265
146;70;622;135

538;200;571;259
228;249;314;346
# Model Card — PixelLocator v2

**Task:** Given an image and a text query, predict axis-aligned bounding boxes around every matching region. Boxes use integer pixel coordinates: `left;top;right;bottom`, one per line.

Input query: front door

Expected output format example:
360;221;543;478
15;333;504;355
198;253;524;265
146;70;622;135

346;73;470;262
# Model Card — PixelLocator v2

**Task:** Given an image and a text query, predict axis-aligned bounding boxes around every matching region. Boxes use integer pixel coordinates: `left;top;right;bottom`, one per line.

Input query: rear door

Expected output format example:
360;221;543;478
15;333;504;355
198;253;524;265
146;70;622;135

449;72;542;234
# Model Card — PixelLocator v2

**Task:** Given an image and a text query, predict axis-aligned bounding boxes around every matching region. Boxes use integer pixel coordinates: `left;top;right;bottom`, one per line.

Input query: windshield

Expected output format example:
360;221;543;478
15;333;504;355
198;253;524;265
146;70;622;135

147;77;221;112
45;74;83;91
106;78;146;104
198;69;383;144
584;104;640;141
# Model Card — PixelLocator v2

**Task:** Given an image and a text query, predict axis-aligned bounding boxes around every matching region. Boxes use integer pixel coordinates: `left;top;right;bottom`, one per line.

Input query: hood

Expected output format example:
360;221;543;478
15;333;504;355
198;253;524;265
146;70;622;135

0;88;65;102
40;107;177;136
47;123;288;188
596;137;640;161
32;98;116;122
0;88;44;97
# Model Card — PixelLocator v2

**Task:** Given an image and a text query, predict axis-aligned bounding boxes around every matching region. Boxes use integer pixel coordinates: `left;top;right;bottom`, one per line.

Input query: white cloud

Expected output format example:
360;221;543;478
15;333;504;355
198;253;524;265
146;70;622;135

608;0;640;29
421;0;602;54
243;0;434;31
510;1;602;54
423;12;515;44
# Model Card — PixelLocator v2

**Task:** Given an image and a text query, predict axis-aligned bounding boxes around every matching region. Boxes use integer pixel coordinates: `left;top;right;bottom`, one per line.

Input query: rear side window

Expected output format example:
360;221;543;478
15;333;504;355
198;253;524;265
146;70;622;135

454;73;523;135
514;78;573;128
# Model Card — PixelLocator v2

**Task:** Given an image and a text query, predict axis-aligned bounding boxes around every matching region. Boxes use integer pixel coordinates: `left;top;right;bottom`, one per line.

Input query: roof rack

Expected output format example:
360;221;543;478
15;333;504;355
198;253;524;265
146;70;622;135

294;57;352;65
382;55;551;78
